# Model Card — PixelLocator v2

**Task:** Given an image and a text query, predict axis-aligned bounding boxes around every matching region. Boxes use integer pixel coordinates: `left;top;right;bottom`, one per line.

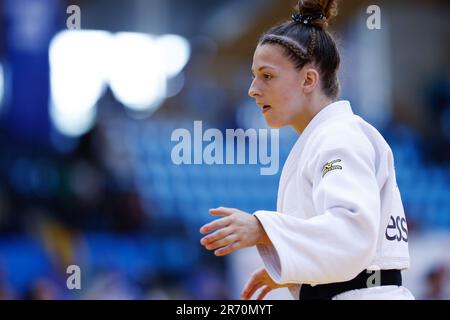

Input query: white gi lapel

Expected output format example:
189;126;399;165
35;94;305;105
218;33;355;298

276;100;353;213
277;135;303;212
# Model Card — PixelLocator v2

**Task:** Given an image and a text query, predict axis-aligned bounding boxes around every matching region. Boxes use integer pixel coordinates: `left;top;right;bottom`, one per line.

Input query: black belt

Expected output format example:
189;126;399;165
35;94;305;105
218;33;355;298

299;269;402;300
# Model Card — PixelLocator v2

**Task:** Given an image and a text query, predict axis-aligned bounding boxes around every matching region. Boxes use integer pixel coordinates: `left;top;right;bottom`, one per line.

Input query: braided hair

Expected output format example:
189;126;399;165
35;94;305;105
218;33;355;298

259;0;341;100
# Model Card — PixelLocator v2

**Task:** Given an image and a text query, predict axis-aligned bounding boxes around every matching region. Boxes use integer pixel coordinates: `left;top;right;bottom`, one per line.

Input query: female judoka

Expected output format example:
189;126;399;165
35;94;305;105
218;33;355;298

200;0;414;300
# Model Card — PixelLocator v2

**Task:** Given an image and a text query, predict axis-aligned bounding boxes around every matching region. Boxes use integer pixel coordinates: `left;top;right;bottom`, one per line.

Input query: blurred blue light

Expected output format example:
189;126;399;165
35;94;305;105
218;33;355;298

0;63;3;109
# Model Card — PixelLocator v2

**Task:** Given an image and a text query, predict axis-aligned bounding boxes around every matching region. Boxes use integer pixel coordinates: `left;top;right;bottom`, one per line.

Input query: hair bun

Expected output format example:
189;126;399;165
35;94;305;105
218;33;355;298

295;0;339;29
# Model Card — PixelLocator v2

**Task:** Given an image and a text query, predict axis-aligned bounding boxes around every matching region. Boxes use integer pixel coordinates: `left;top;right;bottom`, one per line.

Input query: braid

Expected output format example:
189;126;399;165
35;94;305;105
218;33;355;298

260;34;310;61
307;28;317;58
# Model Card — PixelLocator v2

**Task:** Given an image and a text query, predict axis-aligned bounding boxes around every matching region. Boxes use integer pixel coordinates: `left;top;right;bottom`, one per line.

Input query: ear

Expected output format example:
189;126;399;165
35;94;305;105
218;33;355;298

302;67;320;94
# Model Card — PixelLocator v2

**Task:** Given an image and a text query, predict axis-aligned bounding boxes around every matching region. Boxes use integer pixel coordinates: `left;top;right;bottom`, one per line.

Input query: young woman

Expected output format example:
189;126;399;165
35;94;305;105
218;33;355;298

199;0;414;300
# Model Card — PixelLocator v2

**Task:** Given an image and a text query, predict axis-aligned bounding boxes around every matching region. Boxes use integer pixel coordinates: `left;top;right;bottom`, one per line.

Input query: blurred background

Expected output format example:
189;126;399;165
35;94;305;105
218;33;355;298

0;0;449;300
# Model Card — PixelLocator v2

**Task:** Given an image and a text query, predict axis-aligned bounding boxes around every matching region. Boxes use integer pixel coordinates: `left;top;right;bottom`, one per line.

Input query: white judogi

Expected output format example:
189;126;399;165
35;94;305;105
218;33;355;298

254;100;414;299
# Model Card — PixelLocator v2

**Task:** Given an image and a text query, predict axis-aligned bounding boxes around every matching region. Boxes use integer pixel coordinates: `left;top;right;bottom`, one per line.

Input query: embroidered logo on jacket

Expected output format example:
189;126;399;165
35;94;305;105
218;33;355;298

322;159;342;177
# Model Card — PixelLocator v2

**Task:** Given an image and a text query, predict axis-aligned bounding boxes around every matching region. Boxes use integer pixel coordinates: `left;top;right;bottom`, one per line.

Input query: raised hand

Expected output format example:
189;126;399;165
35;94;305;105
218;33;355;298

199;207;270;256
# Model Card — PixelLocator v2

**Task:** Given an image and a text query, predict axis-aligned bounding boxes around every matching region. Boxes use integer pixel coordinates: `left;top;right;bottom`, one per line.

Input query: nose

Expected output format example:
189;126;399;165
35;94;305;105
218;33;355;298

248;79;261;98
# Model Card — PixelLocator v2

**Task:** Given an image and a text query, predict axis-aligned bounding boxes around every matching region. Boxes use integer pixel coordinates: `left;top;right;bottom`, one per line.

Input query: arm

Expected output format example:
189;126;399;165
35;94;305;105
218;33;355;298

199;135;380;288
255;143;381;285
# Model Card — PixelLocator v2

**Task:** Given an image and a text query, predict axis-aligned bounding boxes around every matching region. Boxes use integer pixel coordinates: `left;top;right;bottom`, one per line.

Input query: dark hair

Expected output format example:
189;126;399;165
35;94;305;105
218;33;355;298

259;0;341;100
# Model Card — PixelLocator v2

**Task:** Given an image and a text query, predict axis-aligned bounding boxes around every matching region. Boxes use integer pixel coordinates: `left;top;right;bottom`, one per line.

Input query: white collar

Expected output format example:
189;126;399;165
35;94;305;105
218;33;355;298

278;100;353;206
300;100;353;142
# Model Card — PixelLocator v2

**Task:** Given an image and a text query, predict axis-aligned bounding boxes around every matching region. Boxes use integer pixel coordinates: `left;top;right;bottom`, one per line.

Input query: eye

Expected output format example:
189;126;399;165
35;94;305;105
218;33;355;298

263;73;273;80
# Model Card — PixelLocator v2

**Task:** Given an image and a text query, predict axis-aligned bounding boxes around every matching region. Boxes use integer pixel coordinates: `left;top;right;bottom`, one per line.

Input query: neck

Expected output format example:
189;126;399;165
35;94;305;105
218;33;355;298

292;94;334;134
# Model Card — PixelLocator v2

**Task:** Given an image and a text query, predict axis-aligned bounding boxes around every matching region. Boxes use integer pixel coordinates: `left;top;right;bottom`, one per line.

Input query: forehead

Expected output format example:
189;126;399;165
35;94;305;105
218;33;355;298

252;44;294;70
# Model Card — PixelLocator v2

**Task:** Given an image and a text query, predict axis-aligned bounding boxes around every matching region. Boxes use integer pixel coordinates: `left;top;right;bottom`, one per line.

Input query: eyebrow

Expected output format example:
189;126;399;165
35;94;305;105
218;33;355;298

251;65;276;73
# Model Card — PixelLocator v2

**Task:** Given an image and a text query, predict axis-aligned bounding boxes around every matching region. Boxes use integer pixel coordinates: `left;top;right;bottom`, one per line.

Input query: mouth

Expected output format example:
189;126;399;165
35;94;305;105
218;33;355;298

262;105;272;114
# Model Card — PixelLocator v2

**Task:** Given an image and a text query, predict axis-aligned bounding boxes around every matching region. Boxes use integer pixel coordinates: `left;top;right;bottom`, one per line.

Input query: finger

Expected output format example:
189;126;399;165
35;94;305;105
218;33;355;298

242;269;270;299
199;217;231;234
200;227;233;246
256;286;272;300
204;234;237;251
208;207;235;217
214;241;241;256
241;278;263;300
242;270;262;293
241;280;264;300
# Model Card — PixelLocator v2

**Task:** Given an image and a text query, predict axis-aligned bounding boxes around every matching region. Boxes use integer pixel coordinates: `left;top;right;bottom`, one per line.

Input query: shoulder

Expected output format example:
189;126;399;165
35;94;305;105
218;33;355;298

302;117;379;180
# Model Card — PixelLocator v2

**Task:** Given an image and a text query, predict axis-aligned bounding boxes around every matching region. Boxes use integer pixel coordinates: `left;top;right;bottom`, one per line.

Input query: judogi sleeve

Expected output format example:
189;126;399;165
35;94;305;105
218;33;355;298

254;135;381;289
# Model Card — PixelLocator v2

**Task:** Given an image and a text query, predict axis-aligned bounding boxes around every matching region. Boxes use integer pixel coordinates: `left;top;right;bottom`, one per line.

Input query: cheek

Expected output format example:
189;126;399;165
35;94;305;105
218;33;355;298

272;86;294;105
273;77;301;103
277;89;301;112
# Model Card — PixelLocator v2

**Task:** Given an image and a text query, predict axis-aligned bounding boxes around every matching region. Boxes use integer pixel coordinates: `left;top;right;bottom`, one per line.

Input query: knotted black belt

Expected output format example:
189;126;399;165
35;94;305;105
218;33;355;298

299;269;402;300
